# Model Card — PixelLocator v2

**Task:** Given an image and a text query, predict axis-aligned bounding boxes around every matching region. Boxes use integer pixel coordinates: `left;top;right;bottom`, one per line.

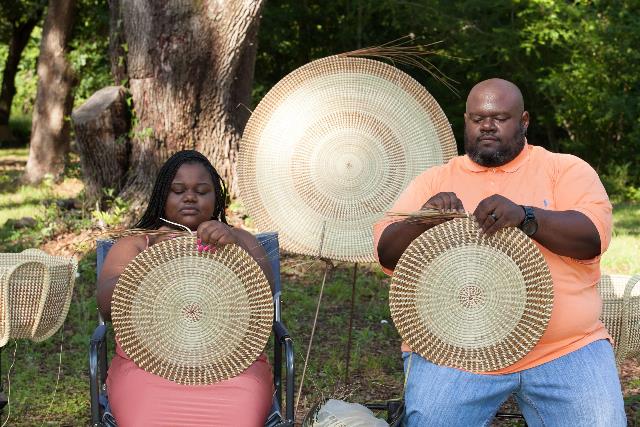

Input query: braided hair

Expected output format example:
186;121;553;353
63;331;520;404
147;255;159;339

136;150;228;229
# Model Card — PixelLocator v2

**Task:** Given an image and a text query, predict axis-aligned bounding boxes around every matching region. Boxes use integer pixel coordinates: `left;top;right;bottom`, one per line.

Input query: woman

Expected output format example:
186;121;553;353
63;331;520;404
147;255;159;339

97;150;274;426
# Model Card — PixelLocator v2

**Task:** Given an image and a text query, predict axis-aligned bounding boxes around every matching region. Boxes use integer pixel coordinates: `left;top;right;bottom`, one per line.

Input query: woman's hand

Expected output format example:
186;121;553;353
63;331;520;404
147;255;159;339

196;220;238;252
150;225;184;245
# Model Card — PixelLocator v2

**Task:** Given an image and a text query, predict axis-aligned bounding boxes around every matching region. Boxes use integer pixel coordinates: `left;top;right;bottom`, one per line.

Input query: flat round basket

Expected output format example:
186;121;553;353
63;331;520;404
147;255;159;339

111;236;273;385
390;218;554;372
238;55;457;262
0;249;77;347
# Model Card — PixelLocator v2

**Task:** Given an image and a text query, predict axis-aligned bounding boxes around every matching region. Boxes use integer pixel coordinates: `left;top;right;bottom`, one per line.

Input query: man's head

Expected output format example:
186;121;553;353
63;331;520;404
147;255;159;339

463;78;529;167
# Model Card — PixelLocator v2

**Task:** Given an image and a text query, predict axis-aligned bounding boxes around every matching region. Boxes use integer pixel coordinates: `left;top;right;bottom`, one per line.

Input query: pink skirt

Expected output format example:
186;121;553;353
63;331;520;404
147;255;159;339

106;340;273;427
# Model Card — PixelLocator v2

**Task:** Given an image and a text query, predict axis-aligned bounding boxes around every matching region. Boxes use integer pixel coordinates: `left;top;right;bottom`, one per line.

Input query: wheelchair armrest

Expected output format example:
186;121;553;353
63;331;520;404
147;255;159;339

91;324;107;346
272;320;295;424
273;320;290;342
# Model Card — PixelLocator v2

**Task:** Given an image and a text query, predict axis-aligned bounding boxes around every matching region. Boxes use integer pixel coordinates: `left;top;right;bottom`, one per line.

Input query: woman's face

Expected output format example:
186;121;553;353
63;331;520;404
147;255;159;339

164;162;216;231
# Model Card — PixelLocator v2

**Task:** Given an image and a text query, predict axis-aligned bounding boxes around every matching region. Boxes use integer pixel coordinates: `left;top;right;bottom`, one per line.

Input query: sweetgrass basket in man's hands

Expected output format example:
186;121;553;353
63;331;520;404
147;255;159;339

0;249;77;346
598;274;640;364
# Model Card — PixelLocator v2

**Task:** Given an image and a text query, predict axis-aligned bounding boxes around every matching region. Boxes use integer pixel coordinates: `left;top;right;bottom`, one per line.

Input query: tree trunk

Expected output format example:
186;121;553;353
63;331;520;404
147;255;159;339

0;11;43;143
71;86;130;205
23;0;77;184
116;0;266;212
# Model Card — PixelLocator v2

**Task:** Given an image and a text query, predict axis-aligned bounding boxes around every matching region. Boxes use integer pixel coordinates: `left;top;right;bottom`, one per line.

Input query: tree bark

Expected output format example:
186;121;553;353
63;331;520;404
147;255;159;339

23;0;77;183
116;0;266;212
0;11;43;142
71;86;130;205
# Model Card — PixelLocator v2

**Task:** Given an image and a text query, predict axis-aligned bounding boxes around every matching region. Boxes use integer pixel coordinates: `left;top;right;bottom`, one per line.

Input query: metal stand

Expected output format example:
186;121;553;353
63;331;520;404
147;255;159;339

344;262;358;383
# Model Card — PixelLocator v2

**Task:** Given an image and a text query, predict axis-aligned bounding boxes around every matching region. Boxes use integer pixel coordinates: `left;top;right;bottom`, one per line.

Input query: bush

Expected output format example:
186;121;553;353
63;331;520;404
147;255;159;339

601;163;640;204
7;113;32;145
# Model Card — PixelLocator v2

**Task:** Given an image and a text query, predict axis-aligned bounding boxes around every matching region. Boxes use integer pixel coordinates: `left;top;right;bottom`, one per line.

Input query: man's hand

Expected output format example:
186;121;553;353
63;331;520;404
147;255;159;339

422;192;465;213
473;194;525;235
378;192;465;270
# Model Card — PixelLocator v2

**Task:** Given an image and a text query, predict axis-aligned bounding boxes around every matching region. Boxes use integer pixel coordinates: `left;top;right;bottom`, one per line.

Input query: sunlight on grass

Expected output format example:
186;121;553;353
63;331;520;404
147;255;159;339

602;235;640;276
612;203;640;236
0;202;46;226
603;203;640;275
0;184;50;226
0;148;84;227
0;146;28;158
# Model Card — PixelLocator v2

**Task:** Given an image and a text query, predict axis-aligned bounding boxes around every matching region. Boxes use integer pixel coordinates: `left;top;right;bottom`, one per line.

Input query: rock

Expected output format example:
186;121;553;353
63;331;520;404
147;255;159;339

55;198;81;210
8;217;38;229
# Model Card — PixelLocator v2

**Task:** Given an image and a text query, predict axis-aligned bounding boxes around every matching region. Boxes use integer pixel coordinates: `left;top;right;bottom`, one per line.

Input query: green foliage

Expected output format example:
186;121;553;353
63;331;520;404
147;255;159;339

1;0;638;198
91;187;129;228
0;0;111;127
68;0;111;106
6;26;40;118
602;163;640;204
519;0;640;189
6;112;31;142
0;0;45;41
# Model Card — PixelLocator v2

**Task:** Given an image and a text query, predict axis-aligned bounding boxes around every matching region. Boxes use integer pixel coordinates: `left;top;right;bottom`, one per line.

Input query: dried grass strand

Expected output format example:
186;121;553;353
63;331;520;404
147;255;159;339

386;209;469;224
340;35;459;95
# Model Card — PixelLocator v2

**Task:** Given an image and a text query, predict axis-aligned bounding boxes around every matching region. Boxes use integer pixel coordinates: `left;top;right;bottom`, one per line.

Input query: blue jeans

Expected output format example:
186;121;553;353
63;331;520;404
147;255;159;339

402;340;626;427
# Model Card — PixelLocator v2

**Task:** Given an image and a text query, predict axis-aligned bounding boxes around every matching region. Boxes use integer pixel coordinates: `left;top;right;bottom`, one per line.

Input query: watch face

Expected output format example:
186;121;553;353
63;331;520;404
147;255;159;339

522;220;538;236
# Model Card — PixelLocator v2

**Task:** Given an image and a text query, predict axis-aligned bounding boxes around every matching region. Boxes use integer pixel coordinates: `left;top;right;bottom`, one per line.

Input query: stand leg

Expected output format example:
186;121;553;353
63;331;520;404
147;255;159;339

295;261;331;414
345;262;358;384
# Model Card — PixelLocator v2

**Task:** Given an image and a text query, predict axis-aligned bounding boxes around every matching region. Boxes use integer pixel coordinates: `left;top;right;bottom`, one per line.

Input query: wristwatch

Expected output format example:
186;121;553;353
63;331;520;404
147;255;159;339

519;205;538;236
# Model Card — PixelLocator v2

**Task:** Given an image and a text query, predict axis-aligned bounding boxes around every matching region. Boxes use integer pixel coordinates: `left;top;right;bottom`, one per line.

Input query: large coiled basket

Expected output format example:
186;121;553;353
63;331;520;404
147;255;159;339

598;274;640;364
0;249;77;346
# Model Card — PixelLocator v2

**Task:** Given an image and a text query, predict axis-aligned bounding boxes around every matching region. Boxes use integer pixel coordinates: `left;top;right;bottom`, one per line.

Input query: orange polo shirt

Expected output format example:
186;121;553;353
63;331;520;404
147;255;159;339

373;143;613;374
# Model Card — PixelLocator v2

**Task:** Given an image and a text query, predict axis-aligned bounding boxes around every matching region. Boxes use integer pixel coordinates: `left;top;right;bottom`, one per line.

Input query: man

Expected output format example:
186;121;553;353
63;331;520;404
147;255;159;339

374;78;626;426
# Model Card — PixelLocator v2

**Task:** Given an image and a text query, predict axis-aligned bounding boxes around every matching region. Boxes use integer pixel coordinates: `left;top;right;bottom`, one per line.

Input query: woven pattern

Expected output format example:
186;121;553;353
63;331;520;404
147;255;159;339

0;249;77;346
238;56;457;262
111;236;273;385
390;218;553;372
598;274;640;364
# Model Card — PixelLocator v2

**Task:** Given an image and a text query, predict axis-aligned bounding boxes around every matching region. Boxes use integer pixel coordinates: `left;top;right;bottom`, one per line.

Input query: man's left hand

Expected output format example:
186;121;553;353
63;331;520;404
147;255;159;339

473;194;526;235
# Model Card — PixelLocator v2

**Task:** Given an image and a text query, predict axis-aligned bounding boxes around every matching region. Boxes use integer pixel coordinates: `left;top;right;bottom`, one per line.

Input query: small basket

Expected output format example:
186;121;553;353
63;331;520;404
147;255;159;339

598;274;640;364
0;249;77;346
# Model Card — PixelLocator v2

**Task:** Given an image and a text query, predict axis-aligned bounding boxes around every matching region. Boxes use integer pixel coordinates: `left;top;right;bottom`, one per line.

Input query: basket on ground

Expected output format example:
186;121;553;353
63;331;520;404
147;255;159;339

0;249;77;346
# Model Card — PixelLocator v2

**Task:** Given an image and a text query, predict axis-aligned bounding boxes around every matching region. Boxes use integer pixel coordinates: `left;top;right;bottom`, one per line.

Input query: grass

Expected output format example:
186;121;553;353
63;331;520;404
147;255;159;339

0;150;638;426
602;203;640;276
0;148;45;227
279;259;404;410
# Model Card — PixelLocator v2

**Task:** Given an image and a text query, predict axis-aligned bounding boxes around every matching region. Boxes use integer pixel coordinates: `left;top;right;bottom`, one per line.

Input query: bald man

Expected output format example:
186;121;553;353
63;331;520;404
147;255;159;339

374;79;626;426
